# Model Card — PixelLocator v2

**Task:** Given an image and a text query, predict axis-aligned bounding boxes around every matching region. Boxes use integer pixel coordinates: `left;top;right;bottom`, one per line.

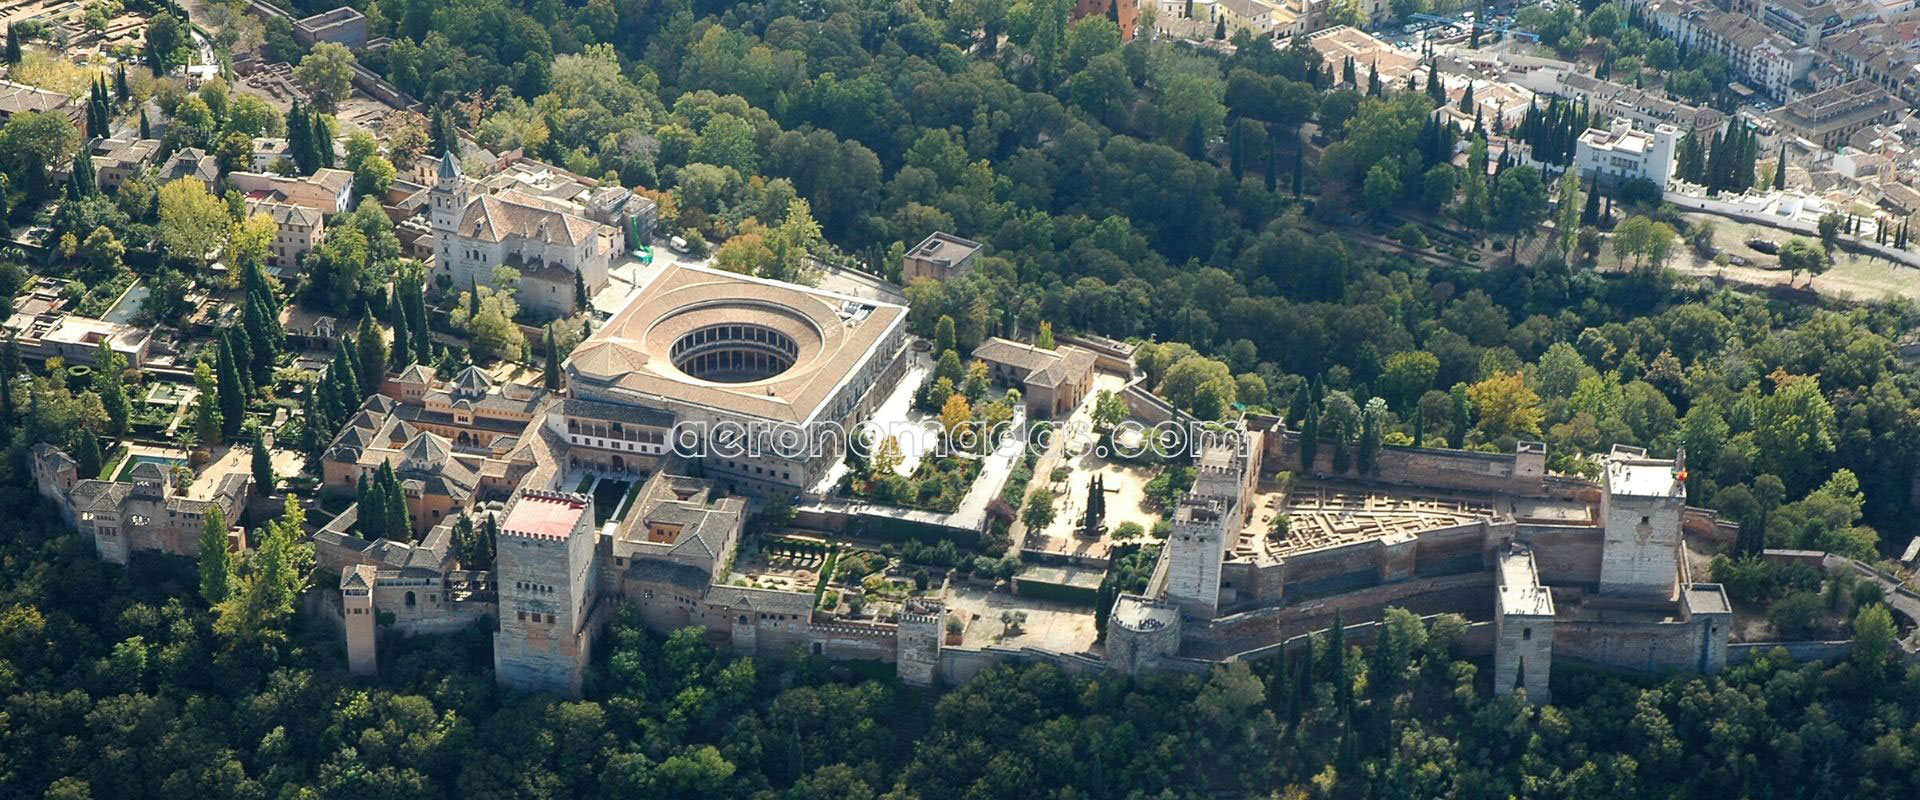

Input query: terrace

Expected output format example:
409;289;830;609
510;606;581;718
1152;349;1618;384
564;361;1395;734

1239;481;1496;562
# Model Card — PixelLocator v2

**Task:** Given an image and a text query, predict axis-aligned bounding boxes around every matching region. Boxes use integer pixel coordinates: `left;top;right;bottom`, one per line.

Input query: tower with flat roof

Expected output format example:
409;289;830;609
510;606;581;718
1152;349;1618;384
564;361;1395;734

493;489;600;697
1597;445;1685;597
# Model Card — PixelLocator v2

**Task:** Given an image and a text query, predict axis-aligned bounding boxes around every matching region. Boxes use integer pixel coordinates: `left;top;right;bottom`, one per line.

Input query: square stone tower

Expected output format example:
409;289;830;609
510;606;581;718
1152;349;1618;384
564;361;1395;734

1494;544;1555;704
342;565;378;677
1598;445;1685;598
895;599;945;687
1164;429;1257;619
493;490;599;698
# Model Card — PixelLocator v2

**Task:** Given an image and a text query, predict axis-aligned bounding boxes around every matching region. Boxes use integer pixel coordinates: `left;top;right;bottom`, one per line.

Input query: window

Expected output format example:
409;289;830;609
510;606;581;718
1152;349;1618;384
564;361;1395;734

1522;628;1532;641
1641;515;1650;524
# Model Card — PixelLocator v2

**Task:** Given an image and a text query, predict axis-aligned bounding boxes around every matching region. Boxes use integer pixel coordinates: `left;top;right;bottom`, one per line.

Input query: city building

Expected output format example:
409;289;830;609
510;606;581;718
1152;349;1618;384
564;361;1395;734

1575;118;1681;186
31;444;252;566
293;7;370;50
1768;79;1904;148
971;337;1098;418
428;152;619;318
1637;0;1815;100
229;168;356;215
3;279;154;368
564;262;910;495
245;199;327;272
0;79;81;127
159;147;219;189
1762;0;1846;45
88;137;161;190
901;232;983;283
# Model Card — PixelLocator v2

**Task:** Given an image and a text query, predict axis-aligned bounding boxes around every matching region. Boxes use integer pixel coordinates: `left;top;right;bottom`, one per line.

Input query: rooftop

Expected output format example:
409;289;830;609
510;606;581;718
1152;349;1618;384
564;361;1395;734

1605;447;1685;499
502;491;589;539
1497;546;1555;617
569;263;907;424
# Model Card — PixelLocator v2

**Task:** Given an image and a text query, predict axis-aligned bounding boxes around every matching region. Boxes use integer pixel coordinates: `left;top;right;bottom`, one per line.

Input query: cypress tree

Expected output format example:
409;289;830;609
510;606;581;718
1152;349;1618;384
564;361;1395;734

1342;56;1355;86
1292;140;1304;198
288;99;312;174
251;428;274;492
138;108;150;140
356;471;383;540
410;278;431;364
1265;134;1278;193
1773;144;1786;189
1214;15;1225;39
574;270;589;311
335;338;363;401
1426;66;1443;105
5;25;21;66
390;284;412;368
215;332;246;436
313;111;335;168
544;326;562;391
381;463;410;540
357;313;387;388
225;325;256;398
1581;175;1601;225
1458;83;1475;114
76;429;102;478
1186;118;1207;161
115;64;129;102
1367;62;1381;97
1229;121;1245;180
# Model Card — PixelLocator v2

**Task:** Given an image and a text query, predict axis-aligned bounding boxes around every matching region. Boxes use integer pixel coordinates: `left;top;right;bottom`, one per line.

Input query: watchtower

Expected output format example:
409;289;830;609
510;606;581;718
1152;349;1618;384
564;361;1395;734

342;565;378;676
492;489;599;697
1494;544;1555;704
896;599;945;687
1597;445;1685;597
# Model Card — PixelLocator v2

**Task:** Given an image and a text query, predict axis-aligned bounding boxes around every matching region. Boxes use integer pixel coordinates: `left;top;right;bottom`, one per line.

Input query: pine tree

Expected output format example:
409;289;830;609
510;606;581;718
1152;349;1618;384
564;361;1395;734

198;506;232;605
76;429;103;478
216;331;246;436
251;428;274;492
544;326;562;391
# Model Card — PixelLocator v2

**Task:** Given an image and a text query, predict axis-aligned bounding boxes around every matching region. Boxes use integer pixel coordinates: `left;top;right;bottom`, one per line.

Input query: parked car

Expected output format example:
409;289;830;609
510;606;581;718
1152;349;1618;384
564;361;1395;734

1746;238;1780;255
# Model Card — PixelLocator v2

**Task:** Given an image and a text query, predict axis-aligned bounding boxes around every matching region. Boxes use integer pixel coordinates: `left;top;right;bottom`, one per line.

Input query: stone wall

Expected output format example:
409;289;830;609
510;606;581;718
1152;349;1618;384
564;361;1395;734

1515;523;1604;586
1727;641;1853;665
1264;430;1545;495
1186;573;1497;660
1553;615;1719;674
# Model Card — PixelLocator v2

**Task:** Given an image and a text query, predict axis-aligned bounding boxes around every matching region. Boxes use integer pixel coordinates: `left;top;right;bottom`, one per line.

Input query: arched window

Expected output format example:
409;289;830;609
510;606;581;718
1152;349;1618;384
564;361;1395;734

405;591;417;607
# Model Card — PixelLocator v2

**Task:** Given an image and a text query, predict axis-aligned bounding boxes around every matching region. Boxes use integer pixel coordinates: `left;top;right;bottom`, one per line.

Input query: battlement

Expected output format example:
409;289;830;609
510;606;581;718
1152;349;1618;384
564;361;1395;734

899;599;945;625
501;490;591;541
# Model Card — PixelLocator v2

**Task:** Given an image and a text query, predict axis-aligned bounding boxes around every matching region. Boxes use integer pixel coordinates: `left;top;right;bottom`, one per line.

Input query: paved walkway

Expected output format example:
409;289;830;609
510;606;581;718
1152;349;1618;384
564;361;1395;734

1822;554;1920;653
